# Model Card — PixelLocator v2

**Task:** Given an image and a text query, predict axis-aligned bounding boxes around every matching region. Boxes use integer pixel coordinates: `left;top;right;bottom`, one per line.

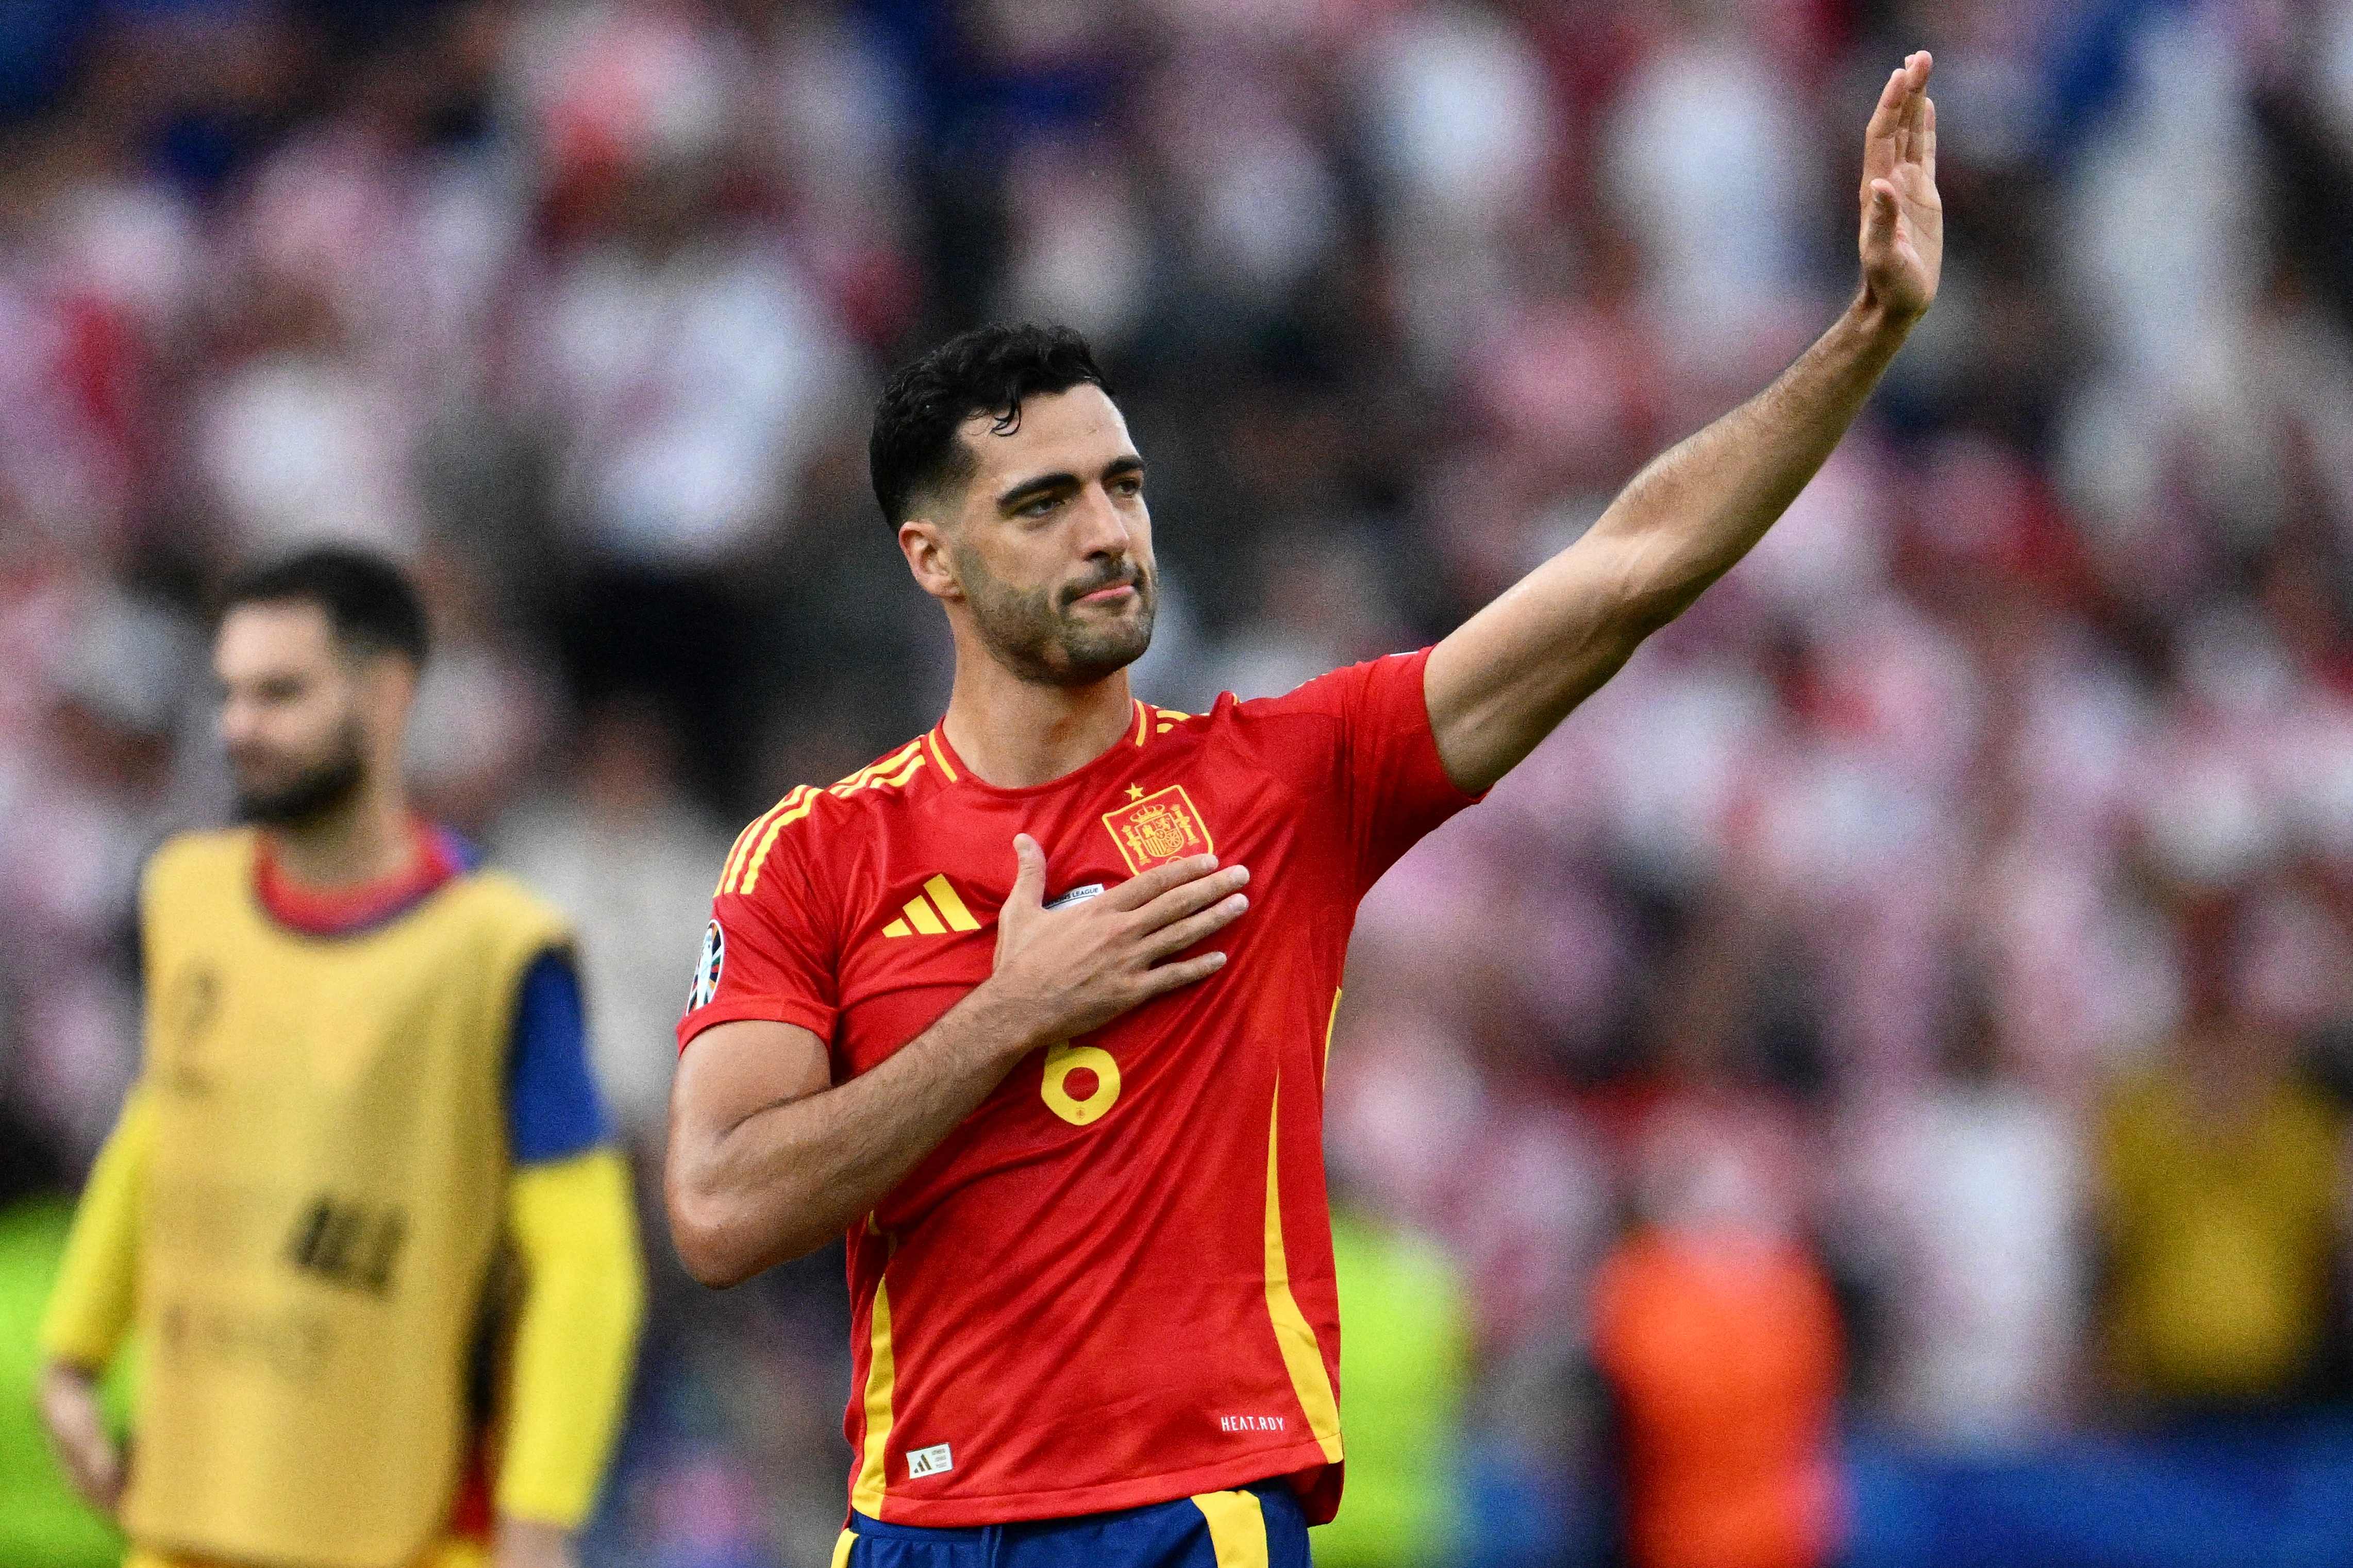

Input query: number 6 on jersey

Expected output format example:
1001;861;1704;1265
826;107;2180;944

1041;1040;1121;1125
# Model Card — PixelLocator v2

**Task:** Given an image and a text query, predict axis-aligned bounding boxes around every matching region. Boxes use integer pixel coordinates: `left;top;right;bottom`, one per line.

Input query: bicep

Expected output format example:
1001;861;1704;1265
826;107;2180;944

667;1019;831;1158
1426;524;1656;794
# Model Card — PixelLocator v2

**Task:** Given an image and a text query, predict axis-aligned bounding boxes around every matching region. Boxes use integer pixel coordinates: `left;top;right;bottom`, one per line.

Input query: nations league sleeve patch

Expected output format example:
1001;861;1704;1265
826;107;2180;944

687;919;725;1011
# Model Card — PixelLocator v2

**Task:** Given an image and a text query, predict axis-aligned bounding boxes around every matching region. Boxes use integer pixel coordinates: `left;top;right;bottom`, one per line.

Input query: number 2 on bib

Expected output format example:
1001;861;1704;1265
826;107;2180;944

1040;1040;1121;1125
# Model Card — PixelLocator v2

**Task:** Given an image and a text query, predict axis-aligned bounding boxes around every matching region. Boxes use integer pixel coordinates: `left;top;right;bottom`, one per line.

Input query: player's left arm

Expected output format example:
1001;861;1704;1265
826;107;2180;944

1425;54;1941;795
493;952;645;1568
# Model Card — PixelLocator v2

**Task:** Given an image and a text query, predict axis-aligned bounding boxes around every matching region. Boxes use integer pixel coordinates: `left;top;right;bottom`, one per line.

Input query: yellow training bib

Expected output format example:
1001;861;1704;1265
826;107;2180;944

125;829;568;1568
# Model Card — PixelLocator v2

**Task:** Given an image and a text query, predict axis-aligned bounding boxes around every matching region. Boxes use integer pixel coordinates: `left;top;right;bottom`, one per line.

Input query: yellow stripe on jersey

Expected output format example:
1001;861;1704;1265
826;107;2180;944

830;1530;857;1568
901;896;946;936
713;824;753;897
924;730;958;782
922;874;981;931
831;739;926;797
1191;1489;1271;1567
1262;1079;1343;1463
850;1277;898;1515
715;801;785;896
1322;988;1342;1082
1131;700;1150;747
873;750;927;793
733;740;943;899
728;788;811;896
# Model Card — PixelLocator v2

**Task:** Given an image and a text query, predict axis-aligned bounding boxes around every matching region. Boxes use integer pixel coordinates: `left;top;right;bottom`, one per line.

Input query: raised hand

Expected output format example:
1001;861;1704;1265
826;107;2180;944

990;835;1248;1043
1859;51;1941;324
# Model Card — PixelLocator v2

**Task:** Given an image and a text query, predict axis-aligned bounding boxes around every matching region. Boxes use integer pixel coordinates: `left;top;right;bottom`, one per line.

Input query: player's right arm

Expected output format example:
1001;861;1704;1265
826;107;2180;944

666;835;1248;1285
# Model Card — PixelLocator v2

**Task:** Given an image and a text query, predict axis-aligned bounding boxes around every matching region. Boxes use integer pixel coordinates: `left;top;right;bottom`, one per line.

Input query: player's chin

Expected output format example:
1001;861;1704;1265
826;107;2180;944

1054;620;1152;681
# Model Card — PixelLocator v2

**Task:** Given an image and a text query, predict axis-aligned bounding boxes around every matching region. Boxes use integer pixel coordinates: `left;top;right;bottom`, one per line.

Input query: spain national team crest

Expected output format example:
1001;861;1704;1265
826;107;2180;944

1102;784;1214;874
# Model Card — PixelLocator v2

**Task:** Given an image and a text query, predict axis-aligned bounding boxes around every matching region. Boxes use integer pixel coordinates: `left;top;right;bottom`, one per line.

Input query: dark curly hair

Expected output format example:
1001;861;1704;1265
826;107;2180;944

869;323;1113;529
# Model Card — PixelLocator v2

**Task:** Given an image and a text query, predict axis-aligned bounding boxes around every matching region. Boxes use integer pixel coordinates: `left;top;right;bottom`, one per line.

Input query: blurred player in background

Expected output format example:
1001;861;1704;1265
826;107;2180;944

667;54;1941;1568
36;549;644;1568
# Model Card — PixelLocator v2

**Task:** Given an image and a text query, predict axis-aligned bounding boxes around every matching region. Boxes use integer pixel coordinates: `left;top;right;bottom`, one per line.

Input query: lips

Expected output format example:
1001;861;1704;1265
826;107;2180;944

1067;574;1140;608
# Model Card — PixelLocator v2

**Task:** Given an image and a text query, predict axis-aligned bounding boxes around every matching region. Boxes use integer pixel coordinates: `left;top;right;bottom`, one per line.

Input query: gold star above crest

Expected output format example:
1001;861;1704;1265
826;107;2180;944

1126;783;1145;801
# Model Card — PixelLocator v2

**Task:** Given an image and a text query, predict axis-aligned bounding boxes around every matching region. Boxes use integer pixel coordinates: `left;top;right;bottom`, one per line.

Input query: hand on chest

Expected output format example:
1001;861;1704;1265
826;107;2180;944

841;771;1296;1009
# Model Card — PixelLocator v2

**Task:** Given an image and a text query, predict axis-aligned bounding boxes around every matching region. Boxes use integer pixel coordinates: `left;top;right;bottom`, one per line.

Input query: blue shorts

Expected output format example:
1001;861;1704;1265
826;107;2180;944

832;1482;1311;1568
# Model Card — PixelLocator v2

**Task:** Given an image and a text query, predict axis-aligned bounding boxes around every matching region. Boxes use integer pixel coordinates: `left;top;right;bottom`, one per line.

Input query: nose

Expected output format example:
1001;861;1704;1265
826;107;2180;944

219;693;260;747
1072;483;1130;560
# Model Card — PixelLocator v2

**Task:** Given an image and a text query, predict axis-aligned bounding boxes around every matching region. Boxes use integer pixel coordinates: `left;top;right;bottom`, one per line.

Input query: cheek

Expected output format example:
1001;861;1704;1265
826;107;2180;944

265;697;345;756
961;538;1056;611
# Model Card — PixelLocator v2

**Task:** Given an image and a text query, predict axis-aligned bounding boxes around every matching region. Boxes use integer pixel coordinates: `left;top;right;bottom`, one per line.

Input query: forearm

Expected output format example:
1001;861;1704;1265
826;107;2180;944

1429;295;1913;791
499;1149;643;1530
40;1085;152;1371
672;983;1045;1284
1595;292;1910;622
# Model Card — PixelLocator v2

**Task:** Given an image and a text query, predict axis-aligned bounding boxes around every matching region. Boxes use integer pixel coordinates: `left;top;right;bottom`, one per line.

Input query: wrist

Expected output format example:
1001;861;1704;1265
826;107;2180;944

1848;283;1923;346
963;976;1058;1064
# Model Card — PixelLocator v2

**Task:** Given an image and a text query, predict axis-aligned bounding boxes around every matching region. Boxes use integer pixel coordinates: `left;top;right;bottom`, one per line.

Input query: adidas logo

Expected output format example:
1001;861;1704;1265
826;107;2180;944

883;875;983;938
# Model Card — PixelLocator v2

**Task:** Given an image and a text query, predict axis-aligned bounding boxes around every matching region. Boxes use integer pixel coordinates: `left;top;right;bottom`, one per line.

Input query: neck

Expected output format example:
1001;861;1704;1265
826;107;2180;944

263;777;415;888
940;646;1136;789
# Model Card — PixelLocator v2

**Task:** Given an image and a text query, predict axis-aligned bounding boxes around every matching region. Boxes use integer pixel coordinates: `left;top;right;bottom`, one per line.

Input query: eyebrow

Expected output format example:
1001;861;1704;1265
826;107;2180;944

995;454;1145;514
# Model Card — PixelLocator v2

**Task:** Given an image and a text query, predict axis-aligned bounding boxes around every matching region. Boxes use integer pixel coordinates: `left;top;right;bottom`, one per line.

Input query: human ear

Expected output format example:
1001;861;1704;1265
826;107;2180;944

897;518;964;603
358;654;420;749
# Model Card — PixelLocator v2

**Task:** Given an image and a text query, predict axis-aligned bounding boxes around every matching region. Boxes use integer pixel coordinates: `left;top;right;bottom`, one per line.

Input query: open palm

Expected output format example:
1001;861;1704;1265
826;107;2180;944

1859;52;1941;322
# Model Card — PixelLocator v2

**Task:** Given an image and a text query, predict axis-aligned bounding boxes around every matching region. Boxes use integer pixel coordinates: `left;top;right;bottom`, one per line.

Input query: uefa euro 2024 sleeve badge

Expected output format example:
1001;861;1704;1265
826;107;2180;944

688;919;724;1011
1101;784;1214;874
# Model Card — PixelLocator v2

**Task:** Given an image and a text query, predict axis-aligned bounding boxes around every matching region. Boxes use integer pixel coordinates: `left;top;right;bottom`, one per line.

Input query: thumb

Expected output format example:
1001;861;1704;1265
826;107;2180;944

1863;178;1900;250
1009;833;1047;912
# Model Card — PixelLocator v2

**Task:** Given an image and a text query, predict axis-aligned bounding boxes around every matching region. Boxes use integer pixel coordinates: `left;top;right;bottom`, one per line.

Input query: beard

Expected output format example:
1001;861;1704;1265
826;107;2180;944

231;719;368;827
956;546;1156;688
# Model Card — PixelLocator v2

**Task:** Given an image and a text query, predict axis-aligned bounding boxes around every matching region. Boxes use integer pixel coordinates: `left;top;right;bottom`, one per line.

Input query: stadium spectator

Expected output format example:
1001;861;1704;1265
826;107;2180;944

498;696;733;1143
1592;1100;1847;1568
2093;883;2353;1412
1849;974;2085;1445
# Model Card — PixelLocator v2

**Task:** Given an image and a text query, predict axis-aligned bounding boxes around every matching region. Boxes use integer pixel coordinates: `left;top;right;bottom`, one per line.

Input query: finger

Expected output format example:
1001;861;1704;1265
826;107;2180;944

1139;949;1229;994
1864;64;1906;150
1140;891;1250;960
1106;852;1221;911
1922;94;1937;181
1899;64;1928;161
1009;834;1047;911
1133;863;1249;929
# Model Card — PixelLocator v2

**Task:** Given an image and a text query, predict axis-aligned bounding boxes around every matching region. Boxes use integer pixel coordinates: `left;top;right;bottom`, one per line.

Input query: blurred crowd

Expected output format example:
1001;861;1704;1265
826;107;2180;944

6;0;2353;1563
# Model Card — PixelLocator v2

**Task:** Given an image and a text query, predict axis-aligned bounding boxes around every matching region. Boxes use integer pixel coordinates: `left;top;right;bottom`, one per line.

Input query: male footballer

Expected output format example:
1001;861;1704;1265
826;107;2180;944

39;549;644;1568
669;55;1941;1567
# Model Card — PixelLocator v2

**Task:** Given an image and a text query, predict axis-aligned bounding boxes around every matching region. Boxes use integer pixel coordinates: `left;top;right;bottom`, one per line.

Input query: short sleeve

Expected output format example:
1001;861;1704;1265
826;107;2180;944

1249;647;1482;891
505;950;614;1165
677;815;839;1054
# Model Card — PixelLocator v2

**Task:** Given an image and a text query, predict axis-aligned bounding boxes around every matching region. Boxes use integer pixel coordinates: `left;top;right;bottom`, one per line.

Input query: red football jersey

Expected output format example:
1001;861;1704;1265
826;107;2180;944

678;648;1477;1527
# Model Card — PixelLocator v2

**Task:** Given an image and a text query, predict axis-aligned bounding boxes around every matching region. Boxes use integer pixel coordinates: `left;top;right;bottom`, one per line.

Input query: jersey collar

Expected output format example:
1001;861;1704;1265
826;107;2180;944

926;700;1152;798
253;818;468;938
